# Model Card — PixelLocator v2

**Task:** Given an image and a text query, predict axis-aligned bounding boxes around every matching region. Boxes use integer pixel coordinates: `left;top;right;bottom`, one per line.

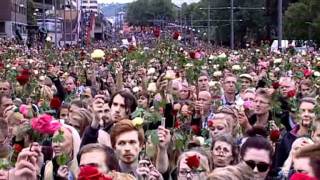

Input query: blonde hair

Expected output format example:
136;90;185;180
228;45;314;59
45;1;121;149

208;162;254;180
281;137;314;176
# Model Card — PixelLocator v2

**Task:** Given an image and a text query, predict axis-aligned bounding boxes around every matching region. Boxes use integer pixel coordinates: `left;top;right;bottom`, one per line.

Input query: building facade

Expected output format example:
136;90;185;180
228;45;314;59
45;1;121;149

81;0;98;13
0;0;28;40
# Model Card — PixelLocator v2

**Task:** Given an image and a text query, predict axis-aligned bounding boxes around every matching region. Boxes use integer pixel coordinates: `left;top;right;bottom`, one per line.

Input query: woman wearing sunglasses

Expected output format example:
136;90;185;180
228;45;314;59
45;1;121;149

240;135;273;180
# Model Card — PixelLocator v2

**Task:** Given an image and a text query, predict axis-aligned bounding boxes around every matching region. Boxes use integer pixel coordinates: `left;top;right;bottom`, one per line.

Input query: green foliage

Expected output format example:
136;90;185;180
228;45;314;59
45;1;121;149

56;154;70;166
27;0;36;25
126;0;176;26
284;0;320;41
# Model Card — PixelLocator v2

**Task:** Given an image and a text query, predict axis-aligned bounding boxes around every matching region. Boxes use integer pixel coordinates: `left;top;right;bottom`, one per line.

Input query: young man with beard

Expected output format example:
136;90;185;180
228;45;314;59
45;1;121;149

80;91;137;147
110;120;164;179
275;97;317;169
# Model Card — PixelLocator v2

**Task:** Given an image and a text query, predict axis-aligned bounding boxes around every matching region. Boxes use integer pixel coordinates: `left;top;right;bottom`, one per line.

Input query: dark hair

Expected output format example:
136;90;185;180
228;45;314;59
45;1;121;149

245;126;268;138
109;90;137;116
70;99;87;109
77;143;120;172
211;134;239;165
240;136;273;161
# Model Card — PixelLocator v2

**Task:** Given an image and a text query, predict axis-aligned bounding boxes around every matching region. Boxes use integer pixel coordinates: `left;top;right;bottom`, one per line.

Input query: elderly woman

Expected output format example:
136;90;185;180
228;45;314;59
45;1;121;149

211;134;238;170
44;124;81;180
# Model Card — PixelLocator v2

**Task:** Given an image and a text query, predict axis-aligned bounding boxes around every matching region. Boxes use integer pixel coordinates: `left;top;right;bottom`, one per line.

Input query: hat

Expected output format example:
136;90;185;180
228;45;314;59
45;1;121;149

239;74;253;81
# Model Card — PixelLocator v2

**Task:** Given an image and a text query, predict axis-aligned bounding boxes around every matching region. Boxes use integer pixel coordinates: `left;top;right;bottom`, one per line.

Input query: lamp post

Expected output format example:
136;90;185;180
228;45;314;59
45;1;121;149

278;0;282;51
54;0;57;47
14;0;16;33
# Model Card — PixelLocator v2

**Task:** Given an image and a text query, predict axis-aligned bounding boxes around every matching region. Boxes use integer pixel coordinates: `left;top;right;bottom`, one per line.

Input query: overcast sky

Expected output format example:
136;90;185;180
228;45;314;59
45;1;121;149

98;0;200;6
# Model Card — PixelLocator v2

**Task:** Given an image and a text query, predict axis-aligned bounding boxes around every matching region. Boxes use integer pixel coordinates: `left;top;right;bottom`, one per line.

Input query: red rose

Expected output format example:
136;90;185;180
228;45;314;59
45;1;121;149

16;75;29;86
189;51;196;59
208;120;213;127
13;144;23;152
269;129;280;142
174;120;182;129
186;155;200;169
272;82;280;89
128;45;136;52
0;62;4;69
172;31;180;40
303;69;313;78
50;97;62;109
287;89;296;98
290;173;317;180
191;125;201;135
78;165;112;180
21;69;30;76
153;28;160;38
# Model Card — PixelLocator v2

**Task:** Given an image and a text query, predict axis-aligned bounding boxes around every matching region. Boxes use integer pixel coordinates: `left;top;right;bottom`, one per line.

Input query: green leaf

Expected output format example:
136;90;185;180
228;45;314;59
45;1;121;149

150;130;159;145
52;130;65;143
56;154;70;166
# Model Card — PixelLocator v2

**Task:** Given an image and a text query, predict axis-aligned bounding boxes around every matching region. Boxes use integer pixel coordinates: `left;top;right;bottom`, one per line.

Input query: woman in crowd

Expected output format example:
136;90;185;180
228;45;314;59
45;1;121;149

43;124;81;180
211;134;239;169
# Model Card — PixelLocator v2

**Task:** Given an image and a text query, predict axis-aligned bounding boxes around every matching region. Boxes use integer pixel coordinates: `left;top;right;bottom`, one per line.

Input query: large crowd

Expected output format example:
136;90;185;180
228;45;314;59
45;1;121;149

0;27;319;180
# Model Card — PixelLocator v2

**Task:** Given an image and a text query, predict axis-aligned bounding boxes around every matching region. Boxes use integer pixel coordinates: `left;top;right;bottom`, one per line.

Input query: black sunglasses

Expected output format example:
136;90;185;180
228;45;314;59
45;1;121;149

245;160;270;172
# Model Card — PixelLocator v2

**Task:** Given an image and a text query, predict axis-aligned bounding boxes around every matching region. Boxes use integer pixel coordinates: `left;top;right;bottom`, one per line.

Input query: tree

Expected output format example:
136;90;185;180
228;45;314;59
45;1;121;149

27;0;36;25
284;0;320;41
126;0;176;26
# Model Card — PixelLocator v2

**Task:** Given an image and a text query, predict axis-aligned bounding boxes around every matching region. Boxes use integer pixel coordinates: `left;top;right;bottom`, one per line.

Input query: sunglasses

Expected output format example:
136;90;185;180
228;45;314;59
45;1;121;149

244;160;269;172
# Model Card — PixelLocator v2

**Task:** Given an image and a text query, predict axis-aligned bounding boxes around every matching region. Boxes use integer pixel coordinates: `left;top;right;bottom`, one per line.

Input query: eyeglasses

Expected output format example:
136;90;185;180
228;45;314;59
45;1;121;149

244;160;270;172
179;169;206;177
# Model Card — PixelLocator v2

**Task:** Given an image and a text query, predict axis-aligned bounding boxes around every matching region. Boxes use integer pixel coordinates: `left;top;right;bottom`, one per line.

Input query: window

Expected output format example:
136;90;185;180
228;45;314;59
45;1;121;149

0;22;5;33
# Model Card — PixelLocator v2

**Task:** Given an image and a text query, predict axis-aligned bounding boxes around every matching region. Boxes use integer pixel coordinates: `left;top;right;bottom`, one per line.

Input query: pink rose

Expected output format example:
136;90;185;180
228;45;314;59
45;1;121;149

31;114;61;135
243;100;254;109
19;104;29;117
195;52;201;59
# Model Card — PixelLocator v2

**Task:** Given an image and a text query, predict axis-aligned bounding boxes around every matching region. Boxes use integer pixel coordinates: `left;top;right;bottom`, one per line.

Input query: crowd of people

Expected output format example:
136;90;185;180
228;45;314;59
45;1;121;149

0;27;319;180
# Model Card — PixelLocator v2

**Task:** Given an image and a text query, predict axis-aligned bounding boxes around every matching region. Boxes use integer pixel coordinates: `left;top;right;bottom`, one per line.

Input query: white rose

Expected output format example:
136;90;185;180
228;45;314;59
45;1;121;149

12;67;16;70
316;57;320;61
147;83;157;92
178;36;182;41
314;71;320;77
209;55;215;60
34;70;39;75
28;59;35;64
132;86;140;93
218;53;227;58
209;81;218;87
6;64;10;68
274;67;281;72
164;70;176;80
213;64;220;69
232;65;241;70
147;68;156;75
196;136;205;146
301;50;307;56
201;66;208;70
185;63;193;68
39;76;45;81
274;58;282;64
213;71;222;77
